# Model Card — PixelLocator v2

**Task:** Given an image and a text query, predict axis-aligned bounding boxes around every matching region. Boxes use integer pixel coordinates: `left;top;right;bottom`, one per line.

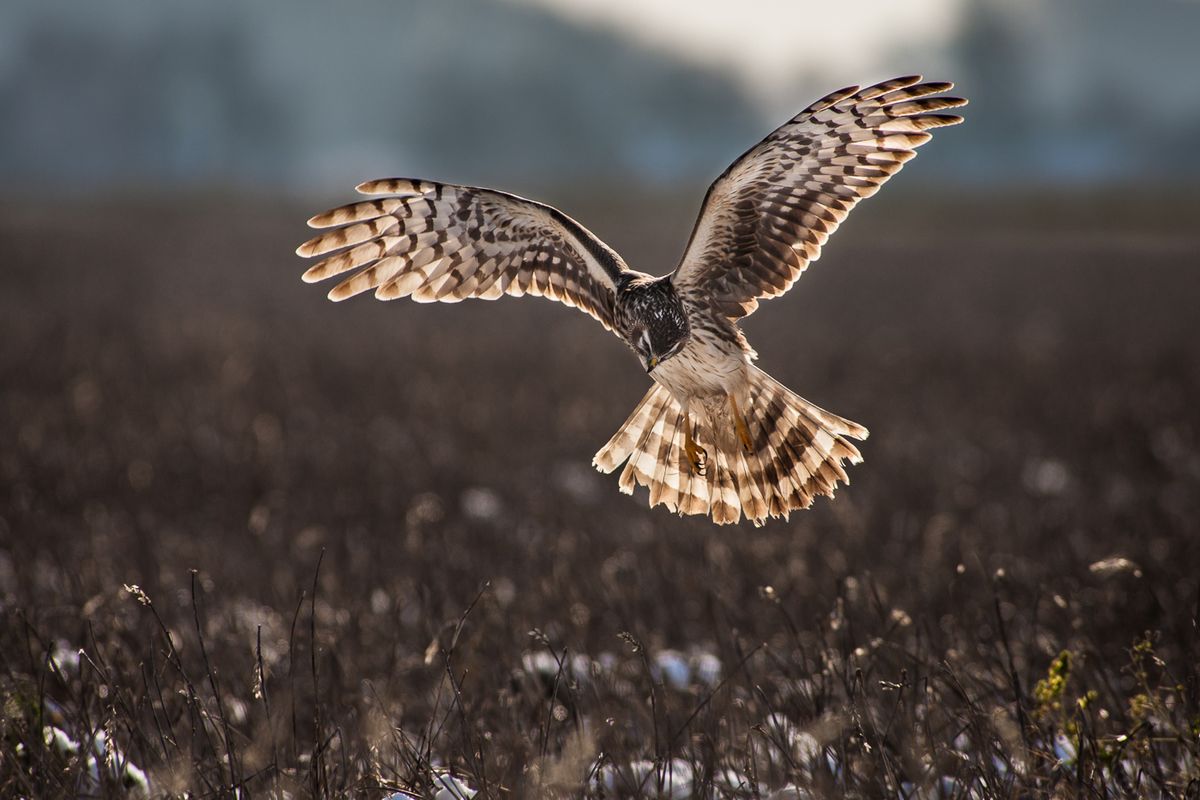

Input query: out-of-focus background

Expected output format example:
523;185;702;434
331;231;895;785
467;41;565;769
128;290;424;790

2;1;1199;797
4;0;1200;190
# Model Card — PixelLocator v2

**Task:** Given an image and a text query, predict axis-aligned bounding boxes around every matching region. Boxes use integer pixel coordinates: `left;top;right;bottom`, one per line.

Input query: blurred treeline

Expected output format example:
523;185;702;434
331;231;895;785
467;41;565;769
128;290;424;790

1;0;1198;192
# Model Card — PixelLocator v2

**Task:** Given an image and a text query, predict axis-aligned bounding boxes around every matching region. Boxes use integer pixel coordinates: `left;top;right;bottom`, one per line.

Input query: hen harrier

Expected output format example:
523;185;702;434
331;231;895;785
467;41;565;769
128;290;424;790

297;76;965;525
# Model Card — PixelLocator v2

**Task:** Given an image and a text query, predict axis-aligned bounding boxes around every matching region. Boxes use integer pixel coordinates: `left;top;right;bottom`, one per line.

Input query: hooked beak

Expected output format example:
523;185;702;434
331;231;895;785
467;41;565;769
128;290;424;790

644;355;660;373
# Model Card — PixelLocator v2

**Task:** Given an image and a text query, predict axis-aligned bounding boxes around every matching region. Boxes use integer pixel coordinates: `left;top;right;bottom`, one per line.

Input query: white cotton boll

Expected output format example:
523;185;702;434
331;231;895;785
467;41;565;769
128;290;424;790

597;760;693;797
43;725;150;797
554;461;601;503
764;711;792;732
598;760;655;791
87;728;107;755
754;713;795;768
654;650;691;689
460;487;502;521
49;640;81;674
714;767;758;793
522;651;559;678
370;588;391;614
1053;732;1077;763
433;773;478;799
792;730;820;763
757;716;825;773
568;653;593;685
1022;458;1071;496
43;726;80;754
226;696;248;725
692;651;722;687
121;761;151;798
94;735;152;798
661;759;695;799
521;651;594;686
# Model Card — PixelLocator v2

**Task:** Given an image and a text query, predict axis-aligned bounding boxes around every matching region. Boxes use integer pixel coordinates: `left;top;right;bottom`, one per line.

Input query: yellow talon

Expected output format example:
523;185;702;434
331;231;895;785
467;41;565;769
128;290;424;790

684;415;707;475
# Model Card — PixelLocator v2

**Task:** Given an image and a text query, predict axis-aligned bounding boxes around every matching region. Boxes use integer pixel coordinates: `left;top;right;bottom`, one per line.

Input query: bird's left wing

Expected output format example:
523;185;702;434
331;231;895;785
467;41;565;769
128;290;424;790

297;179;629;331
671;76;966;319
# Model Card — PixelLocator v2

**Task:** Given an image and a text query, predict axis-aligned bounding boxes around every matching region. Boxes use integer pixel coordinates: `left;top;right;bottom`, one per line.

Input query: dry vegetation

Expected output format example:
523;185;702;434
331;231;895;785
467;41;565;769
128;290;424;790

1;189;1198;797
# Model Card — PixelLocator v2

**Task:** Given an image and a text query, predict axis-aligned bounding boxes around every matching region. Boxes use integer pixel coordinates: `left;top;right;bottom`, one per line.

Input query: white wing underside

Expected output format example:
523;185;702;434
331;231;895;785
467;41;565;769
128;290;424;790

297;179;631;331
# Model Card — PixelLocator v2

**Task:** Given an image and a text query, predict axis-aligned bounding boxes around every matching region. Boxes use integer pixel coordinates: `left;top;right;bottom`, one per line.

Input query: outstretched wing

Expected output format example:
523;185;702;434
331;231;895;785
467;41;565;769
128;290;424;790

297;179;630;331
671;76;966;319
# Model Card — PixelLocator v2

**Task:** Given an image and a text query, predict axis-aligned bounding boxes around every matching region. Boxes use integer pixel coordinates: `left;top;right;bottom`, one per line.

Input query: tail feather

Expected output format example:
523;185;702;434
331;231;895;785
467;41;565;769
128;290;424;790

749;404;791;520
592;367;868;525
594;386;663;473
710;447;741;525
649;410;682;510
618;404;667;494
676;431;711;516
733;447;769;525
642;410;672;506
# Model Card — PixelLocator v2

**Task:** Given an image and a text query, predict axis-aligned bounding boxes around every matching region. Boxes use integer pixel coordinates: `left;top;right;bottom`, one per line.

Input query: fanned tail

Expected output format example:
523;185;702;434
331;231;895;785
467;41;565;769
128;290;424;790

743;366;867;522
593;369;868;526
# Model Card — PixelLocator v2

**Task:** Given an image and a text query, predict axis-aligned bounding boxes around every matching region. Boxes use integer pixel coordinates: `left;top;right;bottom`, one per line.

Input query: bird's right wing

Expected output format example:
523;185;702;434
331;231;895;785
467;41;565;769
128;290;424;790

297;179;630;332
671;76;966;320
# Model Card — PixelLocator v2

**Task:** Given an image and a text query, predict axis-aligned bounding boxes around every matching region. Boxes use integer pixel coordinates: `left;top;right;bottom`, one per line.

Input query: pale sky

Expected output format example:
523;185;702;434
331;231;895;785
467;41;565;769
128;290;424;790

511;0;964;116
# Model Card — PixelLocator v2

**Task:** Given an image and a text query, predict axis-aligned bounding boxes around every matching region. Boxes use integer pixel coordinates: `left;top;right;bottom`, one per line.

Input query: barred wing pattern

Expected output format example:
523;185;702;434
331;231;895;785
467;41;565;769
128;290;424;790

672;76;966;319
297;179;629;331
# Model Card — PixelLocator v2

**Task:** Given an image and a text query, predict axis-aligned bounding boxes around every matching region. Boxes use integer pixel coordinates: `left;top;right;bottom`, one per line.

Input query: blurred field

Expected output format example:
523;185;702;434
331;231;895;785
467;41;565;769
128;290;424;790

1;188;1198;797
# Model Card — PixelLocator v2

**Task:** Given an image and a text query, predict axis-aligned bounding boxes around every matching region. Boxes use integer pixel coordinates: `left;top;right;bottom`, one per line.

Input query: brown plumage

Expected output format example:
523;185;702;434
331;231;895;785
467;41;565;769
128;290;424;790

297;76;966;525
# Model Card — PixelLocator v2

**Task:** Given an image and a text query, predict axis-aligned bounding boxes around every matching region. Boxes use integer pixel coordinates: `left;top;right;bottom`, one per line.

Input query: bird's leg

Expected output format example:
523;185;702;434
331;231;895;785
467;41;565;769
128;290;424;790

683;413;707;475
729;394;754;454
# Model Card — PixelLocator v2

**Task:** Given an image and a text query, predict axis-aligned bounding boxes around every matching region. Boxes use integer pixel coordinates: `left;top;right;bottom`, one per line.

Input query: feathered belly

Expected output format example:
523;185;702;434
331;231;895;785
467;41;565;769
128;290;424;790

648;337;747;456
650;336;747;405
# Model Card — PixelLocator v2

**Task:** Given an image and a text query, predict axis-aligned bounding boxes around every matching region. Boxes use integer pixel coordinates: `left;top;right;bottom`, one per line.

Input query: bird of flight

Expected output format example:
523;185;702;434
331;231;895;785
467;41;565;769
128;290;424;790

297;76;965;525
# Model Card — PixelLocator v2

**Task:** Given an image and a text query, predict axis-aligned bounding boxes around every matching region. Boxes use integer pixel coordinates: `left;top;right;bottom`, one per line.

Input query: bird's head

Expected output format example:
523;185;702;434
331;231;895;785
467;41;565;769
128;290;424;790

634;324;687;373
617;275;690;373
